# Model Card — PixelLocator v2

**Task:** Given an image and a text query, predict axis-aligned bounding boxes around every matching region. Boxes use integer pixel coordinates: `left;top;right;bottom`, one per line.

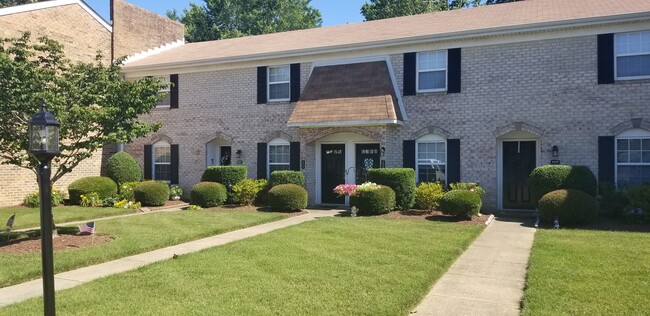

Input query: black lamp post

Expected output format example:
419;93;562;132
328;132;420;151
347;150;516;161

28;102;60;316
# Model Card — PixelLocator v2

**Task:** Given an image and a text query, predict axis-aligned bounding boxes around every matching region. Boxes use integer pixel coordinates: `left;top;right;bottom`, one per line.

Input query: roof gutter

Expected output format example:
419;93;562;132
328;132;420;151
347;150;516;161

123;12;650;73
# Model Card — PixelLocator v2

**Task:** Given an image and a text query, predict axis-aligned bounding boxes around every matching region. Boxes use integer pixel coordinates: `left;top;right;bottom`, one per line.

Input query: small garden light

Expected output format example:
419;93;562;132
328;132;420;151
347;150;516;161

27;100;60;316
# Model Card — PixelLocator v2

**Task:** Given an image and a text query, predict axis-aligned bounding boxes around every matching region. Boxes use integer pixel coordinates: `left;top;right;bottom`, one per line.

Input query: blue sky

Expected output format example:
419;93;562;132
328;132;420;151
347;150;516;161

84;0;367;27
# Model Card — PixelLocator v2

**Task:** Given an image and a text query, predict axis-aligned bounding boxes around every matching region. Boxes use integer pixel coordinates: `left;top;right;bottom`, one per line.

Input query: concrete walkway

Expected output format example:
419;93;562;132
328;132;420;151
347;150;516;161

412;218;536;316
0;209;341;308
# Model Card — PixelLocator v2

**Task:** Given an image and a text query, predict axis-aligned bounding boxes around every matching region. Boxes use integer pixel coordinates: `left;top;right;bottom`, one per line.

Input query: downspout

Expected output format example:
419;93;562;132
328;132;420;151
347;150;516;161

110;0;115;62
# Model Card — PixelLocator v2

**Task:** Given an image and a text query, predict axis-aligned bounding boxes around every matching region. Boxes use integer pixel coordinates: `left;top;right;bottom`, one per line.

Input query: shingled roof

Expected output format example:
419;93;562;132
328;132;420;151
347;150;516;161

123;0;650;71
288;61;402;127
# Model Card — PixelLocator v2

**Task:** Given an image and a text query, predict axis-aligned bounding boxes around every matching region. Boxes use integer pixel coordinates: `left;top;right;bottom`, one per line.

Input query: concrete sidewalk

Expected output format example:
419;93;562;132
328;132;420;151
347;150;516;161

0;209;341;308
412;218;536;316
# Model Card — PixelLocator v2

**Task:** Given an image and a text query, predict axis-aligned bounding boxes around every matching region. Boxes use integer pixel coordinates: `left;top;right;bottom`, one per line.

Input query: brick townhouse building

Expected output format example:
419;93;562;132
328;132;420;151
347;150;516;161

122;0;650;211
0;0;184;206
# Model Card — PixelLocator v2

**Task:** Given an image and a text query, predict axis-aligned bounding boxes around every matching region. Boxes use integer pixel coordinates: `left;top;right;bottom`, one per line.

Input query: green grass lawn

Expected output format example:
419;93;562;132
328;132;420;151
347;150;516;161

522;229;650;315
1;218;483;315
0;206;135;230
0;209;287;288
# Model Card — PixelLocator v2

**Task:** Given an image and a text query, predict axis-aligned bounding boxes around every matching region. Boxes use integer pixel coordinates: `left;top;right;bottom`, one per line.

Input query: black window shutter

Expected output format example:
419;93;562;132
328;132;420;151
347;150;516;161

290;64;301;102
170;74;179;108
447;139;461;186
170;144;179;184
597;34;615;84
257;142;267;179
144;145;152;180
403;140;415;169
257;67;267;104
403;53;416;96
290;142;300;171
447;48;462;93
598;136;615;189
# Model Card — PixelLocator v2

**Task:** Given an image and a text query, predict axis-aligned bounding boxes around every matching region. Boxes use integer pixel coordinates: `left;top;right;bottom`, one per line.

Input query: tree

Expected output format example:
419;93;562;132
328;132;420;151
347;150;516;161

167;0;322;43
0;0;46;8
361;0;521;21
0;33;165;184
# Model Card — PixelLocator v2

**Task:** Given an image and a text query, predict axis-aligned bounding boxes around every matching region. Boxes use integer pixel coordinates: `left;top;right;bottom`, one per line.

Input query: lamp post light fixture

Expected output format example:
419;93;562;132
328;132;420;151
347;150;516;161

28;102;60;316
552;145;559;158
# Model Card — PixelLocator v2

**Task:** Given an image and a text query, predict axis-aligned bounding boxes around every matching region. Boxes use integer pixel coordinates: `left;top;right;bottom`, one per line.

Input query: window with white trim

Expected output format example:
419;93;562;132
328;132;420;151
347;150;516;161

616;129;650;187
156;76;171;107
417;50;447;92
153;141;171;182
615;30;650;80
416;135;446;185
268;65;290;101
268;138;290;175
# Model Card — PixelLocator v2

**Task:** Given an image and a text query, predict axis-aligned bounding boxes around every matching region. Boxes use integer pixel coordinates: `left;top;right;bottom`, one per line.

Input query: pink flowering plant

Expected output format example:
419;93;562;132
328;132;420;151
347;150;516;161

333;182;381;197
333;184;358;197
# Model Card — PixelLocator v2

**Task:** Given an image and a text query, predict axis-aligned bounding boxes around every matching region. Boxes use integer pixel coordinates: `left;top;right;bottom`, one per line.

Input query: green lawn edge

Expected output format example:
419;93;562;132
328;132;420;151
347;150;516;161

2;218;484;315
0;206;136;230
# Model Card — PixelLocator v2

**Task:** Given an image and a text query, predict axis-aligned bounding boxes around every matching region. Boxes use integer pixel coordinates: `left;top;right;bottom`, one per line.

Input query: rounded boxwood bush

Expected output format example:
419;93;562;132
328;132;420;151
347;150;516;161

270;170;305;187
351;186;396;215
134;181;169;206
529;165;597;203
439;189;482;218
191;182;227;208
367;168;416;210
201;166;247;187
68;176;118;205
538;189;599;225
268;184;308;212
106;152;142;184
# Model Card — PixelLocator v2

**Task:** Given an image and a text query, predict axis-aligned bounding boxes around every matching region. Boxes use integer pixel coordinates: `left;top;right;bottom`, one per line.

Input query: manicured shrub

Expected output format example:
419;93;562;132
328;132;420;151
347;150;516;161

439;190;482;218
528;165;597;203
367;168;416;210
23;189;65;208
232;179;268;205
106;151;142;184
538;189;599;225
68;176;118;205
623;185;650;223
201;166;247;187
191;182;227;208
415;182;444;211
169;185;184;199
134;181;169;207
598;183;628;218
449;182;486;197
351;186;396;215
268;184;308;212
270;170;305;187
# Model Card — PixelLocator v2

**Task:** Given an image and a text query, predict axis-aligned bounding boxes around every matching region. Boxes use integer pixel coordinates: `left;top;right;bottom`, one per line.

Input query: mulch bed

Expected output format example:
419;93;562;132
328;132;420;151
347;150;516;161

375;210;488;226
0;234;113;255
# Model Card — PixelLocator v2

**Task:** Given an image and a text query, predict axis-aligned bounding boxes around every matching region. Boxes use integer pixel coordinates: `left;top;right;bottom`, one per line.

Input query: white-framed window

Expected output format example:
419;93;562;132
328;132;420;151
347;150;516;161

417;50;447;92
268;138;290;176
416;134;447;185
268;65;290;101
616;129;650;187
156;76;171;108
153;141;172;182
615;30;650;80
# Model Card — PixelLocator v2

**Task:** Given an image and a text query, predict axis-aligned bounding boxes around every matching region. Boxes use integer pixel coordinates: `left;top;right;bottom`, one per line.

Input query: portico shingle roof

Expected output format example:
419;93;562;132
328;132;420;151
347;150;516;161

123;0;650;70
288;61;401;127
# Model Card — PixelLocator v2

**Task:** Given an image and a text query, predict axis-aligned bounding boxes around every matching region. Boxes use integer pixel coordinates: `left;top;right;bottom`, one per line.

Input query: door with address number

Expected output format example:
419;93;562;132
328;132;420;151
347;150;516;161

355;144;380;184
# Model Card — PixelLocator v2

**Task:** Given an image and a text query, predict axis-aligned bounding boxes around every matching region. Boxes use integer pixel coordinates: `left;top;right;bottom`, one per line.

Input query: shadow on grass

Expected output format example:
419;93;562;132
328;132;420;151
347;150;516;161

536;216;650;233
0;226;80;245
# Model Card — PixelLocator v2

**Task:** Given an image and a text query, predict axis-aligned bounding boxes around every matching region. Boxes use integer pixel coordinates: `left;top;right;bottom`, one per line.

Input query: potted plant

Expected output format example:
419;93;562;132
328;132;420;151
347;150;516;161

169;185;183;201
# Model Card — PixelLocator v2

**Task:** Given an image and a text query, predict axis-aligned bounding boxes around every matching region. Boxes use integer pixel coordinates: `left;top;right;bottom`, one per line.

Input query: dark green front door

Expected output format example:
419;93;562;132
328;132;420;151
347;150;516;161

503;141;536;209
355;144;380;184
321;144;346;204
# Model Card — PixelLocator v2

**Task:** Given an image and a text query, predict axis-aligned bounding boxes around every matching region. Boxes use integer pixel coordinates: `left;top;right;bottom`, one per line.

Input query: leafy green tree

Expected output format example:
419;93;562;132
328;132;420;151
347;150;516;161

361;0;521;21
0;33;165;184
0;0;46;8
167;0;322;43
